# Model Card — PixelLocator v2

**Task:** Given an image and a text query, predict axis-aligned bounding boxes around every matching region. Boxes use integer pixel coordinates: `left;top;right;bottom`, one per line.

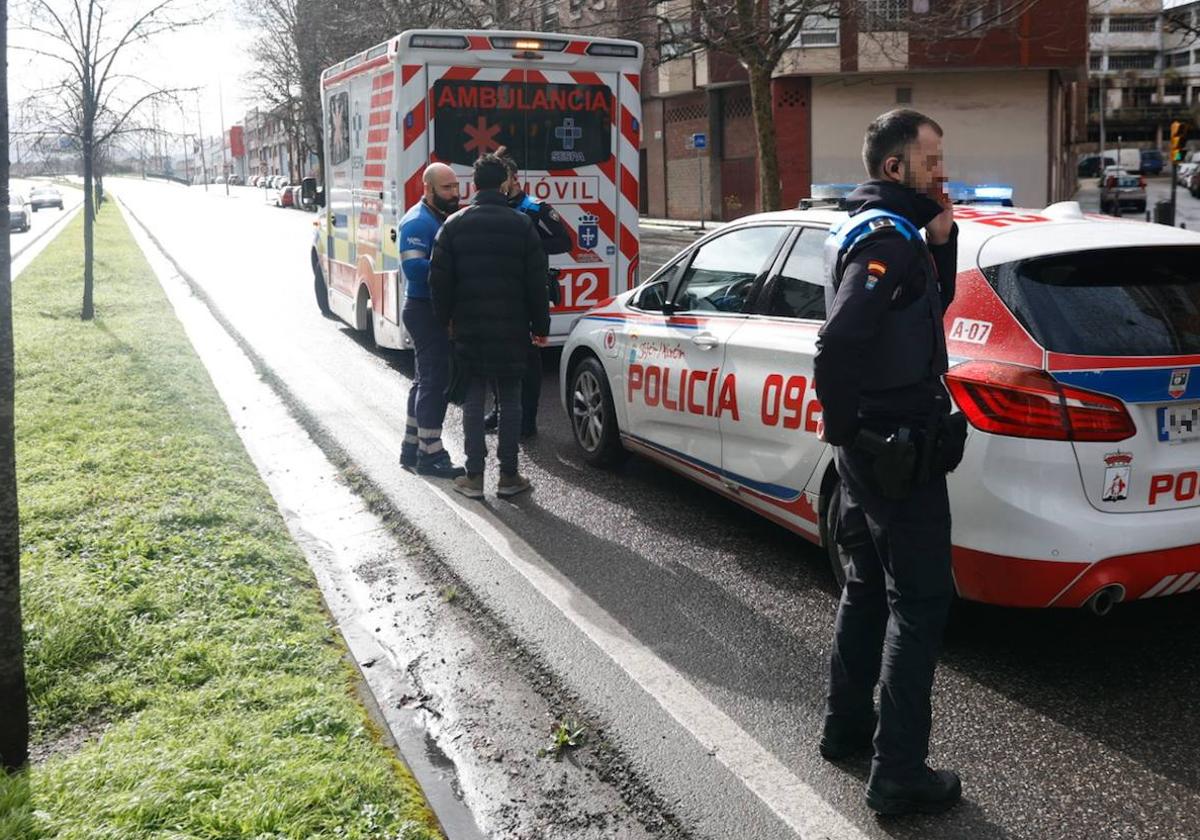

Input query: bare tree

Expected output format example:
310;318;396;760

1;0;31;775
13;0;208;320
604;0;1055;212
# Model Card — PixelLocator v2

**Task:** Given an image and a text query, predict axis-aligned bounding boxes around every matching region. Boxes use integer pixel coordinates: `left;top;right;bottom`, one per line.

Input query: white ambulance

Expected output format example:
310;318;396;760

310;30;645;349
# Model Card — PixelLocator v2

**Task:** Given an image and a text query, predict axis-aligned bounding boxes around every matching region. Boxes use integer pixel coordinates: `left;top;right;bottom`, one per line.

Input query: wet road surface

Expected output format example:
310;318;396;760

113;177;1200;840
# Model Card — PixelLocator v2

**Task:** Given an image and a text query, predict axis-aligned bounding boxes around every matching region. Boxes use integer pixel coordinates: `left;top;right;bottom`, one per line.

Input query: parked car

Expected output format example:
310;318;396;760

226;174;244;186
1187;167;1200;198
8;193;30;232
1140;148;1165;176
1177;162;1198;186
562;201;1200;611
1077;154;1115;178
29;186;64;211
1100;166;1147;214
275;184;295;208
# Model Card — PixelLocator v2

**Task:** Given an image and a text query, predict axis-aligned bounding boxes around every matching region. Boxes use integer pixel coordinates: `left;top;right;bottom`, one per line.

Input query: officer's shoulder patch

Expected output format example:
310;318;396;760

547;208;561;222
868;217;895;231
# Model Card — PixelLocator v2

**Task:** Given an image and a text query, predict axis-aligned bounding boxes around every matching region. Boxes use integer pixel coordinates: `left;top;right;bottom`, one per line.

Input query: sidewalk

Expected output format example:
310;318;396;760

3;206;446;839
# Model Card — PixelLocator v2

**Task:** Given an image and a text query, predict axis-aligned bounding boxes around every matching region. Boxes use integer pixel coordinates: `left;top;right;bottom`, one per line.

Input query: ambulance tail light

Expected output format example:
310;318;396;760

1105;175;1117;189
944;361;1135;442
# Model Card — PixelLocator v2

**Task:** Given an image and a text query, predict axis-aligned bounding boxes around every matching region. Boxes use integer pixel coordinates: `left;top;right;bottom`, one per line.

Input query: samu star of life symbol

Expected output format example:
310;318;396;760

463;116;502;156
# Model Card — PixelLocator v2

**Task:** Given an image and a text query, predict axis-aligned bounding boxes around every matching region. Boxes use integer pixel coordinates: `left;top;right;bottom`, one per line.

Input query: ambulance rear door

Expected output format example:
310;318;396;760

424;64;624;339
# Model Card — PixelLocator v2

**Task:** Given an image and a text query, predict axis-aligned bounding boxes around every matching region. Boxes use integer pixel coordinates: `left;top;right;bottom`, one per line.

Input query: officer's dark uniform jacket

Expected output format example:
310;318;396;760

814;180;958;447
509;190;571;255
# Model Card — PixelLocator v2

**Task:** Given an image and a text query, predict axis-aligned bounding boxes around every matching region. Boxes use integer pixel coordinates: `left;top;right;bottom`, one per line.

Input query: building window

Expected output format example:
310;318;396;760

1107;15;1156;33
1106;52;1157;71
542;0;559;29
1167;51;1191;69
796;13;838;47
1089;16;1105;33
860;0;907;32
961;1;999;32
1127;86;1155;107
659;18;692;60
1088;54;1103;71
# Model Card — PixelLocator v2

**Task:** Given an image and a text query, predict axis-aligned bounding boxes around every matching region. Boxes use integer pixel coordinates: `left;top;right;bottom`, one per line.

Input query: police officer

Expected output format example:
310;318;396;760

813;109;967;816
481;151;572;438
398;162;467;479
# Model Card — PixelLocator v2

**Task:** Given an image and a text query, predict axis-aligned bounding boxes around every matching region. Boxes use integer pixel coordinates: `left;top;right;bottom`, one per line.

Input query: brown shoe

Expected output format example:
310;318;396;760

453;473;484;499
497;472;532;497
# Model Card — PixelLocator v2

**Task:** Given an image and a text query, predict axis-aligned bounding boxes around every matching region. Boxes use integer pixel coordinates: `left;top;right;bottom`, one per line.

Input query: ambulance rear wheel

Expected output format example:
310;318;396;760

823;478;851;592
312;251;332;317
570;356;626;467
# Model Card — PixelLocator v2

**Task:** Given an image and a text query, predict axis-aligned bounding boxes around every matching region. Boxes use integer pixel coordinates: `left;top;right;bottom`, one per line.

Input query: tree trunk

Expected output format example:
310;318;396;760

0;0;31;773
747;63;781;212
82;129;95;321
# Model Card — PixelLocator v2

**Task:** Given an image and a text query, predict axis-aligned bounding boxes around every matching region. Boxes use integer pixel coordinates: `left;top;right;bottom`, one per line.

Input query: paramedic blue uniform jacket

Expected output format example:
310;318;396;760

399;201;445;299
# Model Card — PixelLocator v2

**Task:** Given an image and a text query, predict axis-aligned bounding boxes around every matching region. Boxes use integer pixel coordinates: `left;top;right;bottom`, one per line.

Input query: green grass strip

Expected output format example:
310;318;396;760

1;205;443;839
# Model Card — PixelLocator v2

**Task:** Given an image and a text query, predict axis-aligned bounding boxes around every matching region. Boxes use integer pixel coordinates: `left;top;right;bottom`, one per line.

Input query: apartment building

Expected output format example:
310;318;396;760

1088;0;1200;148
625;1;1089;219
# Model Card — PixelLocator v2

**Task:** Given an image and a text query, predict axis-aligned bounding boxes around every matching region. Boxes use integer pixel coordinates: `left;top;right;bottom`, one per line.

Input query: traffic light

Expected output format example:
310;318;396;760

1171;120;1191;163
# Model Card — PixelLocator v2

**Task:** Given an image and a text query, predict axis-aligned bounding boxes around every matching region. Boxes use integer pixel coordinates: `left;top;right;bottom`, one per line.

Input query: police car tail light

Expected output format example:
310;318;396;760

945;361;1135;442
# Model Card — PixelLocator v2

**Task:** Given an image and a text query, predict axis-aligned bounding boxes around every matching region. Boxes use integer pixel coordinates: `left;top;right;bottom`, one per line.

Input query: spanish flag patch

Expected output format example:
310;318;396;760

867;259;888;277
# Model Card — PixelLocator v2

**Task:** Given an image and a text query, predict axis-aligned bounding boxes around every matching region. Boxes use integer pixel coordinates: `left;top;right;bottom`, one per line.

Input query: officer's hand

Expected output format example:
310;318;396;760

532;334;549;347
926;194;955;246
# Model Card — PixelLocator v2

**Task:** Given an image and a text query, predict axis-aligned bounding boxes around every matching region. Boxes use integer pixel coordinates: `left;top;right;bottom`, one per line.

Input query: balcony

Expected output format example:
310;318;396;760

1088;104;1196;125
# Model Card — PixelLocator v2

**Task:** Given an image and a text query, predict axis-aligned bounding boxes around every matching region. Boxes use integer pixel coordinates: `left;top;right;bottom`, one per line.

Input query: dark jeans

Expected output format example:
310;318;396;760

826;445;953;783
490;344;542;430
463;375;522;475
401;297;451;460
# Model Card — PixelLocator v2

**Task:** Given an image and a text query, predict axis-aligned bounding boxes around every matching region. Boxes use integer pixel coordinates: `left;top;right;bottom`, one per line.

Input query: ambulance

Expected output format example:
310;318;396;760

561;201;1200;613
310;30;644;349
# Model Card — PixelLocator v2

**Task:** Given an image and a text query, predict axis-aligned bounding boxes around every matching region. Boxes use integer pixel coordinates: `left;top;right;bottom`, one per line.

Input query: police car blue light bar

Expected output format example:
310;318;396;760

805;182;1015;208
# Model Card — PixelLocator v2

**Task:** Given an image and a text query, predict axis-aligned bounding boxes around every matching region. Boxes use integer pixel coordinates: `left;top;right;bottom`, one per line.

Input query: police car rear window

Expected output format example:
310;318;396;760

984;246;1200;356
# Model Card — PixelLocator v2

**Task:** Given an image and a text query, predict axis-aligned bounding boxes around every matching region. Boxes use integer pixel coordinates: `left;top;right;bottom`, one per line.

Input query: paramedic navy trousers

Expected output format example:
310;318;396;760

826;444;954;783
401;297;451;460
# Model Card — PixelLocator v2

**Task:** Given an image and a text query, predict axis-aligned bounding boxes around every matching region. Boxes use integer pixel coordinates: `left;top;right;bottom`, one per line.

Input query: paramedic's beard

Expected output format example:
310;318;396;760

431;194;460;214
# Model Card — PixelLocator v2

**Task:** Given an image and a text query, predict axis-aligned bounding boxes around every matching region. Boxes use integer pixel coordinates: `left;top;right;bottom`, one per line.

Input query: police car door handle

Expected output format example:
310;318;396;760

691;332;720;349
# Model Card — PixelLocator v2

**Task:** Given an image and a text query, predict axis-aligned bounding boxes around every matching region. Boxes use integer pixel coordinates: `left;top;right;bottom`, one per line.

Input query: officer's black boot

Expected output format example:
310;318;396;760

866;766;961;816
819;711;877;761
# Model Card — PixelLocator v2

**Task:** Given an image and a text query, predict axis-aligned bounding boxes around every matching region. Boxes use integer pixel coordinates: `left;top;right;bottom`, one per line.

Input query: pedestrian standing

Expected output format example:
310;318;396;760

481;151;572;438
813;109;968;816
398;163;466;479
429;154;550;499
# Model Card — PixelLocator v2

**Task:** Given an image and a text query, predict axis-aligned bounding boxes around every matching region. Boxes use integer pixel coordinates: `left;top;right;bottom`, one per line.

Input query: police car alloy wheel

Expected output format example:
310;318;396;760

570;357;626;467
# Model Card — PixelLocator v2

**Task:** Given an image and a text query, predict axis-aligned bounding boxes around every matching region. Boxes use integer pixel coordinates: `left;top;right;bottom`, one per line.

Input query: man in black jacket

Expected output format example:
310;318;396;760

429;154;551;499
813;109;965;817
482;151;572;438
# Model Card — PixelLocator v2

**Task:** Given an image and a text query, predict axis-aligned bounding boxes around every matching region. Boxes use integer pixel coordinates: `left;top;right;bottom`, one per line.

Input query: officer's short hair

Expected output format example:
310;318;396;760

473;154;508;190
862;109;943;179
499;154;519;177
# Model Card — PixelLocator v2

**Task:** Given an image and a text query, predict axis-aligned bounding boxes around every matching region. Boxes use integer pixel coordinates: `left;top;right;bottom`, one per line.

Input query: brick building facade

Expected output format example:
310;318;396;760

590;0;1090;220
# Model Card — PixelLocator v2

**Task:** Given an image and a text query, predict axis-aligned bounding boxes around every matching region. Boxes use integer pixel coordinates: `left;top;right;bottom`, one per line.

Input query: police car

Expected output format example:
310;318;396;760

560;200;1200;612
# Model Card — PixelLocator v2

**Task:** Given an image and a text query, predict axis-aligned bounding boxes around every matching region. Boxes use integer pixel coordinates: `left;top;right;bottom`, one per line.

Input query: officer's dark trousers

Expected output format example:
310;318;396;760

826;445;953;783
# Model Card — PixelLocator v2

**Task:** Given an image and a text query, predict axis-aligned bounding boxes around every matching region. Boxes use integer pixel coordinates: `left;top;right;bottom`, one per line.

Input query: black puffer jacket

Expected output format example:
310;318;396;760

429;190;551;378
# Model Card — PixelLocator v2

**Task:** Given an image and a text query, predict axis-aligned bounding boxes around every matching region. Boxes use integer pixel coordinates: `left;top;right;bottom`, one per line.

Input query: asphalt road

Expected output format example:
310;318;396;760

112;177;1200;840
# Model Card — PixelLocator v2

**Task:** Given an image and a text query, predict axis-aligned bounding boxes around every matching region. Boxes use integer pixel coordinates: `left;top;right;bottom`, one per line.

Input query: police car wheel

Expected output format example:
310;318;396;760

823;478;851;591
570;357;626;467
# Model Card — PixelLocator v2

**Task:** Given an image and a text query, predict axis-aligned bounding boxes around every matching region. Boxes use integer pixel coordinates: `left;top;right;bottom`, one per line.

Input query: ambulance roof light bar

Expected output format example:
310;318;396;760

490;36;567;52
587;42;639;57
409;34;469;49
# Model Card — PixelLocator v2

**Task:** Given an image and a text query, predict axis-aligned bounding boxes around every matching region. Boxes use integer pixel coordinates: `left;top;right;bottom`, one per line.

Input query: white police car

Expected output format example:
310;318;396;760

560;200;1200;612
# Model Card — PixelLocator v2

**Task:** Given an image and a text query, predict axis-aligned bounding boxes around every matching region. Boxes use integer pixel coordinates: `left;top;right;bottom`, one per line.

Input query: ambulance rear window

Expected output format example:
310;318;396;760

984;246;1200;356
432;79;613;170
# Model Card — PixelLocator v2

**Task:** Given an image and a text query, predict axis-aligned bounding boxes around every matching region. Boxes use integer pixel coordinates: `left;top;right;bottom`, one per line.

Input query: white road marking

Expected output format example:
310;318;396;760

424;480;870;840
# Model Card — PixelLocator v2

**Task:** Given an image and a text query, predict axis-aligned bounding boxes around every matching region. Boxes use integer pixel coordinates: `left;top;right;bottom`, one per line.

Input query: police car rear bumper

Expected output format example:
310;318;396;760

948;433;1200;607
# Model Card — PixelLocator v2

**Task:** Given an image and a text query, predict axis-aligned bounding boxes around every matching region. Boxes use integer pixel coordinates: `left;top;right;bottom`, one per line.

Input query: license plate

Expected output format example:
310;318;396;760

1158;403;1200;443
